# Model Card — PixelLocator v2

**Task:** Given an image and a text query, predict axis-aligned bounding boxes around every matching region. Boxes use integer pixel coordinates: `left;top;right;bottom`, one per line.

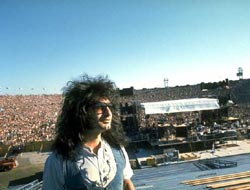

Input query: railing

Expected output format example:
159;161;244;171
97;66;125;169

16;180;43;190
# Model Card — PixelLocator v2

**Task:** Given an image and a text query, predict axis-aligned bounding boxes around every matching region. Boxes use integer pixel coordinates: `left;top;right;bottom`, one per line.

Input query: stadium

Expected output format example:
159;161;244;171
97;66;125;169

0;78;250;190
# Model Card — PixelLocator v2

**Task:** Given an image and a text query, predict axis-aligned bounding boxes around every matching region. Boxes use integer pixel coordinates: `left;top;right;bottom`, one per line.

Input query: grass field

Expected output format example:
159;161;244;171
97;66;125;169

0;163;44;190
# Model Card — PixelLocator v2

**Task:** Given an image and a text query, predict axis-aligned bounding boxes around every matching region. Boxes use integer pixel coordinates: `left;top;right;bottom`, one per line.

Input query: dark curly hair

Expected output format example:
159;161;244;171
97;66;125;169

52;74;127;159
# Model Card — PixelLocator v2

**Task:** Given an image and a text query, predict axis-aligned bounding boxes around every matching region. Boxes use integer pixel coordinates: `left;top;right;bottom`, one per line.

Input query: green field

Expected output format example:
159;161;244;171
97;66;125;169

0;163;44;190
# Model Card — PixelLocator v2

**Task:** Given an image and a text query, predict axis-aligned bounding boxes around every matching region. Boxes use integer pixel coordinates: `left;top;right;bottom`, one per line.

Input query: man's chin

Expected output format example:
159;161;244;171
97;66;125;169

101;123;111;130
104;124;111;130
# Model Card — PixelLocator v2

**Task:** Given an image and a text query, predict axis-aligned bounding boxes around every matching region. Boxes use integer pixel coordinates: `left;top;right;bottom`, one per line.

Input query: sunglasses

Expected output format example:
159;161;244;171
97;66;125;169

91;102;114;114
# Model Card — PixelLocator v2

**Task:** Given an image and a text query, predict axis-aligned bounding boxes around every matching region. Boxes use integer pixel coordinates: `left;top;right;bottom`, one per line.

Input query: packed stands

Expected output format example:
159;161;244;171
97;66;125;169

0;79;250;147
0;95;62;146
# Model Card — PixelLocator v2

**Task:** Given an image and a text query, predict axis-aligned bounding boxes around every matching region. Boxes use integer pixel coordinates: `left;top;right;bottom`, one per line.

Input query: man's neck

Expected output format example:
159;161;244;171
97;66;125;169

84;134;102;154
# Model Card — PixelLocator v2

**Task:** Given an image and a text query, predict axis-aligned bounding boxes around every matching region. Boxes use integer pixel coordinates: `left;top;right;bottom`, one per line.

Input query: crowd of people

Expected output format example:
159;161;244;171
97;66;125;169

0;79;250;146
0;95;62;146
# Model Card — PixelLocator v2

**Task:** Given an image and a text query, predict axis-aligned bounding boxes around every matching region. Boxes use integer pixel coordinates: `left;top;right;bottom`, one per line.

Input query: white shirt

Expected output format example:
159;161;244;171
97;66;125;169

76;139;133;188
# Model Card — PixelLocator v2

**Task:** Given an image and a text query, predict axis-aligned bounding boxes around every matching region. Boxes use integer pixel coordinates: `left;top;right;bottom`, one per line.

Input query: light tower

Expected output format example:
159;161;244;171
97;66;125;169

164;78;169;88
236;67;243;80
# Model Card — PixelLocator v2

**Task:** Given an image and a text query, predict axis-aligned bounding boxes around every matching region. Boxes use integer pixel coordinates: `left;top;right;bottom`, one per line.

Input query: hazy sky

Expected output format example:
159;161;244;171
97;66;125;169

1;0;250;95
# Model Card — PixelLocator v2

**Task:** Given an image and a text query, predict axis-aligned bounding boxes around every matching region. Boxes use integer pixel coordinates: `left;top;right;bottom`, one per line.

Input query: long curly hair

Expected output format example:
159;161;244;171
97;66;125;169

52;74;127;159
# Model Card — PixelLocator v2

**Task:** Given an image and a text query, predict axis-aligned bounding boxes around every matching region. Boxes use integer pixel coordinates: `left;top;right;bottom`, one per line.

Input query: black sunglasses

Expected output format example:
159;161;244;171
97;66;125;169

91;102;114;113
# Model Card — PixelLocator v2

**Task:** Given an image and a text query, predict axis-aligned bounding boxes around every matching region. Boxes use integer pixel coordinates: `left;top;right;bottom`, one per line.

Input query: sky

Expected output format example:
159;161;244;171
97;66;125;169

1;0;250;95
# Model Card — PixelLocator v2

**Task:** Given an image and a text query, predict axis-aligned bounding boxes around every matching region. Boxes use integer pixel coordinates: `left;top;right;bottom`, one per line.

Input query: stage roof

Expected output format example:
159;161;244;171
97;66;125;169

141;98;220;115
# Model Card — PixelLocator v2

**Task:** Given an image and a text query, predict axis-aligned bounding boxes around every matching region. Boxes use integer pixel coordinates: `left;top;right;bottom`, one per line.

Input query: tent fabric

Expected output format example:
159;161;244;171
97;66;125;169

141;98;220;115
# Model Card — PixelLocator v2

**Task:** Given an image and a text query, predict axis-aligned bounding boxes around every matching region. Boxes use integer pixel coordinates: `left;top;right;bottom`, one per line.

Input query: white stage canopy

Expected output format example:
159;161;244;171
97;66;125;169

141;98;220;115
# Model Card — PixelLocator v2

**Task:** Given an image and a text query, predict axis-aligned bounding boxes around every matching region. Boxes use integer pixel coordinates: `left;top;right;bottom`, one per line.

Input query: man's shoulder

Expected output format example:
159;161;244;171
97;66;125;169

46;151;64;164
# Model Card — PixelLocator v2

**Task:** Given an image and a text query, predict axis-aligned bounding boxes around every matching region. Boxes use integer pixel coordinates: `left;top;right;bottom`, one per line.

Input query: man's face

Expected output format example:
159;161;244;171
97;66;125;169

89;98;113;131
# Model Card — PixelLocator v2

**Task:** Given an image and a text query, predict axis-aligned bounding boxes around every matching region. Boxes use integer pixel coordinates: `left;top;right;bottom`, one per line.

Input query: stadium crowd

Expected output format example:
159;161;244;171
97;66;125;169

0;95;62;146
0;79;250;146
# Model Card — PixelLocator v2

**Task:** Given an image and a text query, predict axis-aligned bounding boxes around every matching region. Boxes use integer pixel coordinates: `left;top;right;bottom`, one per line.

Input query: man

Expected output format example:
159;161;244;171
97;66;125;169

42;74;135;190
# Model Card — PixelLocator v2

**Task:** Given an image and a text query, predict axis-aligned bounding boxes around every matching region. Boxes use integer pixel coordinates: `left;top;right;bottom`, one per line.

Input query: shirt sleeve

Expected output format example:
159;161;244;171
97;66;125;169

42;153;65;190
121;147;134;180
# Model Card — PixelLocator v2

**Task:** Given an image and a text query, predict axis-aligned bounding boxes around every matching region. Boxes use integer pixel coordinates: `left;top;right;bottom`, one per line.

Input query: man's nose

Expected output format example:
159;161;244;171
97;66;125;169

103;106;112;116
